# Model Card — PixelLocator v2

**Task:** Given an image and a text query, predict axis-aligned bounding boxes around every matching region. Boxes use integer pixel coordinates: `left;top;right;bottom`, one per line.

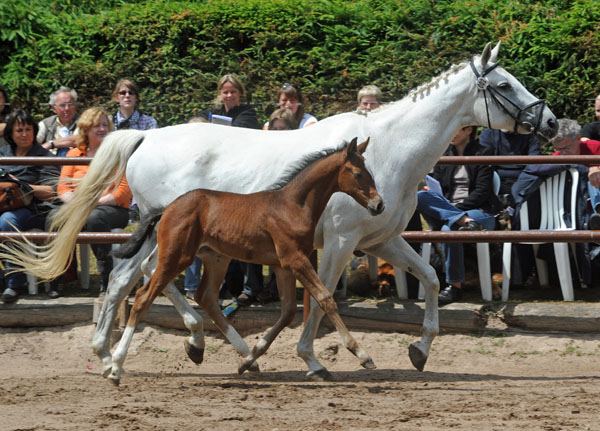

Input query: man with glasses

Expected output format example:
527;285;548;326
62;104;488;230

37;86;80;157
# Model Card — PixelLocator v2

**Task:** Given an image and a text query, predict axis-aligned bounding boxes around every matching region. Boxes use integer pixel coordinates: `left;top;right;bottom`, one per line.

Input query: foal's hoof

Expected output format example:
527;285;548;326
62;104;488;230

184;339;204;364
408;343;428;372
361;358;377;370
306;368;334;382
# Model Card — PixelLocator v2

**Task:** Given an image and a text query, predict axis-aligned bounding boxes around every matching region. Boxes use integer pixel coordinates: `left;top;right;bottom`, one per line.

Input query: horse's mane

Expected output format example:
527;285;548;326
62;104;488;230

268;141;350;190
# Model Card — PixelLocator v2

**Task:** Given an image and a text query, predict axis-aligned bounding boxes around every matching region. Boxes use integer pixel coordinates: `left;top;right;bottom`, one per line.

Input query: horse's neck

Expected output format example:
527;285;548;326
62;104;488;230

282;154;341;221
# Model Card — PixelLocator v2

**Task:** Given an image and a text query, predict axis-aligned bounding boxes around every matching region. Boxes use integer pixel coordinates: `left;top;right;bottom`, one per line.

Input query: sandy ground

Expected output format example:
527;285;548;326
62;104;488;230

1;320;599;431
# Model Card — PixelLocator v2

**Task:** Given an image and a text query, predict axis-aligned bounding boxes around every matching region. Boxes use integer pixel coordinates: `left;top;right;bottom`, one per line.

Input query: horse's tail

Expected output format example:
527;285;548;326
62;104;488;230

0;129;146;281
113;210;162;259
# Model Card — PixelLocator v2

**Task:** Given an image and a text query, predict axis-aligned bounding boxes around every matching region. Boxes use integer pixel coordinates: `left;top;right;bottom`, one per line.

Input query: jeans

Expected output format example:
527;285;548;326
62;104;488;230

417;191;495;284
184;257;202;291
588;181;600;213
0;208;47;288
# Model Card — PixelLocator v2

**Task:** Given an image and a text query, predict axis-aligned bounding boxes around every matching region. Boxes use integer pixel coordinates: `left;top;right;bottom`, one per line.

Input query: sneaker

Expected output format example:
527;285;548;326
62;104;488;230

458;220;484;231
185;290;196;300
589;213;600;230
1;287;20;304
438;285;462;304
236;293;255;306
256;290;279;304
48;289;61;299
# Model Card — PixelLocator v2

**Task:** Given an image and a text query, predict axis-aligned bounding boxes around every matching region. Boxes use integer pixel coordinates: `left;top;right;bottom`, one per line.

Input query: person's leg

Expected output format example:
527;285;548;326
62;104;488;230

84;206;129;291
587;181;600;230
237;263;264;306
184;257;202;298
0;208;39;303
417;191;480;230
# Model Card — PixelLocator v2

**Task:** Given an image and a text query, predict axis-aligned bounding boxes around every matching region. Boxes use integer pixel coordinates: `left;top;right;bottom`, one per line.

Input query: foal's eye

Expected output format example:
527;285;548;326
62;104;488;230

353;171;362;179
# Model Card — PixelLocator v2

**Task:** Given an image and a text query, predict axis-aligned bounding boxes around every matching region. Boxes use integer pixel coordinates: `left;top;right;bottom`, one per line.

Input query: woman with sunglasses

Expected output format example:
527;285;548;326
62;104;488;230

263;83;317;130
111;79;157;131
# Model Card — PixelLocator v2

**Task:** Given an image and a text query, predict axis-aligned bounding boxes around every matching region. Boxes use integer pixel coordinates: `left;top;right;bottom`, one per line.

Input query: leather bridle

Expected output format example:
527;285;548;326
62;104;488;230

469;61;546;135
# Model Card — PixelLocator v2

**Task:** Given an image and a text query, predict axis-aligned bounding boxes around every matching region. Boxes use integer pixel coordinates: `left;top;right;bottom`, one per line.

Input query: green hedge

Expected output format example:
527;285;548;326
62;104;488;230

1;0;599;152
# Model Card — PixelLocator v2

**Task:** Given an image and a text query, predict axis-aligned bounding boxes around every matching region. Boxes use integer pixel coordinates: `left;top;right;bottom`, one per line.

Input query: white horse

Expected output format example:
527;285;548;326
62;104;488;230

4;42;557;383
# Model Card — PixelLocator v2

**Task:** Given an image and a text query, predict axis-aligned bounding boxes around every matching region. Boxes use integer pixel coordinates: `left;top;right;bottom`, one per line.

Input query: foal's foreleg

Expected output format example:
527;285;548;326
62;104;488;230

238;267;297;375
289;254;375;373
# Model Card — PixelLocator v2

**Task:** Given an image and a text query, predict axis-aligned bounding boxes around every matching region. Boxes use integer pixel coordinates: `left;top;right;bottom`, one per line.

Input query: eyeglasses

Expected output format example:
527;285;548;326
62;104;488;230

56;103;76;109
118;90;137;96
281;83;298;90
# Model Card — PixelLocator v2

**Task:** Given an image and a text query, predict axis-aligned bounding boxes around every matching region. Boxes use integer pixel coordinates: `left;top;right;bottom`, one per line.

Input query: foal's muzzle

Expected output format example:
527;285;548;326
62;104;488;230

368;196;385;216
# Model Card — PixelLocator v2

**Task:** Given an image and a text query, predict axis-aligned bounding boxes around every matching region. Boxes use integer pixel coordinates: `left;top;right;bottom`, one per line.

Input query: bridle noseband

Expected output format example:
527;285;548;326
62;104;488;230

469;61;546;135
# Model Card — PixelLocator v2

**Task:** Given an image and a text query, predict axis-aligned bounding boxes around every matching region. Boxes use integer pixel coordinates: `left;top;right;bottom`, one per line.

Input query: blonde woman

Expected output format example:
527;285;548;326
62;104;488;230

56;107;131;292
199;74;259;129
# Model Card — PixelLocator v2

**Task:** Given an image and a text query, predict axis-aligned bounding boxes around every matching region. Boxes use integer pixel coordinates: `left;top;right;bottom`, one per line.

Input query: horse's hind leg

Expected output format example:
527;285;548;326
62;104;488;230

238;267;297;374
366;236;439;371
289;253;375;379
196;254;258;374
92;239;150;378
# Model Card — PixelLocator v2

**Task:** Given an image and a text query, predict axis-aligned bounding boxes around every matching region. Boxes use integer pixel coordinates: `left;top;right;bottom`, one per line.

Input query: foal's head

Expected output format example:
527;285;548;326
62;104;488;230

339;137;384;216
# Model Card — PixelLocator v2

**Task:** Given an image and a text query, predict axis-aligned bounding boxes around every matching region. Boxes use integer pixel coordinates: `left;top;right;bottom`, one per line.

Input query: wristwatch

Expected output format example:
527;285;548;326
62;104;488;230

49;140;55;149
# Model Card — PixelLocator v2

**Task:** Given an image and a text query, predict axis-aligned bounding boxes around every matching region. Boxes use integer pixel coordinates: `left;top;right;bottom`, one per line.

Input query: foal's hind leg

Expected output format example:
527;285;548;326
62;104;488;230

196;254;258;374
287;252;375;377
238;267;297;374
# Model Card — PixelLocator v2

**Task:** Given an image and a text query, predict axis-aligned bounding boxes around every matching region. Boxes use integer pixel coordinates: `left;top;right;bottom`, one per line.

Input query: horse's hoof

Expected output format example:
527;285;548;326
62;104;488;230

238;358;254;375
108;374;121;386
361;358;377;370
101;366;112;378
248;361;261;375
306;368;334;382
184;339;204;364
408;343;428;372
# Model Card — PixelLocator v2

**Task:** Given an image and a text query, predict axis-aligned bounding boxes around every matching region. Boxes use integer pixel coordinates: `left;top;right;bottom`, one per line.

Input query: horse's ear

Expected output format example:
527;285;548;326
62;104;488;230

489;40;501;63
480;42;492;68
347;137;358;155
357;137;370;154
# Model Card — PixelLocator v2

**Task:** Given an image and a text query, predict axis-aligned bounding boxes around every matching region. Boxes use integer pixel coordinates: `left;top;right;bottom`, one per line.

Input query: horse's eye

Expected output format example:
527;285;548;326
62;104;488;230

498;81;511;90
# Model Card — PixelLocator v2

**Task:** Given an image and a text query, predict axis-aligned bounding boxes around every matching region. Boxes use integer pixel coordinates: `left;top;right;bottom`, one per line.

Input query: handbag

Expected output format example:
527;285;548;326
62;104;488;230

0;169;34;212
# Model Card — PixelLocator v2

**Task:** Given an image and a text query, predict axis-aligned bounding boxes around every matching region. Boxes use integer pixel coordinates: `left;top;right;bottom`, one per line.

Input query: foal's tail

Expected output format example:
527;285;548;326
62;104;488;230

0;130;145;281
113;210;162;259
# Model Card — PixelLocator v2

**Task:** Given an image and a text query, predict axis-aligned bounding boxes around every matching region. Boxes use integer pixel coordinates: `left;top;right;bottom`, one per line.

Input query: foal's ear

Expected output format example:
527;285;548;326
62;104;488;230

480;42;492;67
346;137;358;155
357;137;370;154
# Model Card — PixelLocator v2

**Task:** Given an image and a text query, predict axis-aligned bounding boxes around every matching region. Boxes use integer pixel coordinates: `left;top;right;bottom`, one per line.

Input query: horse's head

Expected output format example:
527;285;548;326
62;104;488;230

471;41;558;141
339;137;384;216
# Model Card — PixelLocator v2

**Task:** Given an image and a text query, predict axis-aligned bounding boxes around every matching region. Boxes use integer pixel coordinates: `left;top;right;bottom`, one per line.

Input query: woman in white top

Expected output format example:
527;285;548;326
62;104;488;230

263;83;317;129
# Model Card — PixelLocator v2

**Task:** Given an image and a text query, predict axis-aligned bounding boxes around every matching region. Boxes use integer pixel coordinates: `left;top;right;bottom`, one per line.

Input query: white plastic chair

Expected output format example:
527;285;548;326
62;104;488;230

501;168;579;301
396;172;501;301
79;228;125;290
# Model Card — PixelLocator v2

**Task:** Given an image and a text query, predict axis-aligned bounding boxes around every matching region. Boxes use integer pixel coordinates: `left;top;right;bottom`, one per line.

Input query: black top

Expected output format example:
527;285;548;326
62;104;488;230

199;104;260;130
582;121;600;141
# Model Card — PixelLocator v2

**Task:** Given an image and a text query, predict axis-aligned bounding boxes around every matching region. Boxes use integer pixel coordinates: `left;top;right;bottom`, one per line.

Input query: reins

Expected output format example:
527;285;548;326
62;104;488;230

469;61;546;135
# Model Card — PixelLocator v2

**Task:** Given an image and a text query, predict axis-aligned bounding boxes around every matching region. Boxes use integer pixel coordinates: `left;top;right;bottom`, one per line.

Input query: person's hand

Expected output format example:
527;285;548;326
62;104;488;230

589;166;600;188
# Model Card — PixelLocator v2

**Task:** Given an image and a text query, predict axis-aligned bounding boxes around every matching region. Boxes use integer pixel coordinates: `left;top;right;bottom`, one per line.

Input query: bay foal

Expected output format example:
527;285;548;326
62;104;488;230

109;137;383;384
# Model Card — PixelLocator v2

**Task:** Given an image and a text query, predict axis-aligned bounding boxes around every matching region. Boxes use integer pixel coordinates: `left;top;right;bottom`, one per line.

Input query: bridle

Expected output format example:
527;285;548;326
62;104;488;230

469;61;546;135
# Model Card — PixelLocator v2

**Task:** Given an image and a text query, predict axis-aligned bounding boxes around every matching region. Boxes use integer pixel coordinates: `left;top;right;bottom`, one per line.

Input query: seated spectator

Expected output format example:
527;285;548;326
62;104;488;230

199;74;260;129
267;108;296;131
263;83;317;129
54;107;131;294
581;94;600;142
111;79;158;130
417;126;502;304
356;84;383;112
0;84;11;147
37;86;80;156
0;110;59;304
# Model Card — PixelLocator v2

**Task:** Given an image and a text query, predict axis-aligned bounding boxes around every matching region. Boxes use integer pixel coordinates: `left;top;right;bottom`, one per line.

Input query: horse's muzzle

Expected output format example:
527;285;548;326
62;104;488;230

368;196;385;216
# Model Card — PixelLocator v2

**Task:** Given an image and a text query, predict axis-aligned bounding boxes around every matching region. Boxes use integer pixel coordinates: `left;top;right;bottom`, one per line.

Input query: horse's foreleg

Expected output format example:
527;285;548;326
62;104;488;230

366;236;439;371
238;267;297;375
196;255;258;374
92;241;149;378
290;253;374;379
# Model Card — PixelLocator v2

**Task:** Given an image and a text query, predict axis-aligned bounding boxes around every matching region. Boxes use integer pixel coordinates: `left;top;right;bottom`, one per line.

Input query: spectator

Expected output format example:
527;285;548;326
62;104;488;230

199;74;262;306
0;110;59;304
0;84;11;147
357;85;383;112
111;79;157;223
581;94;600;142
267;108;296;131
512;118;599;287
199;74;260;129
54;107;131;294
417;126;502;304
37;86;80;157
111;79;158;131
263;83;317;129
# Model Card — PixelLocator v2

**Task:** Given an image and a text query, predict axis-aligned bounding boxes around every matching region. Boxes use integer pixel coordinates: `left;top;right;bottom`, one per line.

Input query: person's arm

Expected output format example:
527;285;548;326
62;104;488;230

589;166;600;188
41;135;77;151
456;165;493;210
526;135;541;155
30;184;56;201
477;129;496;155
97;176;132;207
231;106;259;129
0;122;5;136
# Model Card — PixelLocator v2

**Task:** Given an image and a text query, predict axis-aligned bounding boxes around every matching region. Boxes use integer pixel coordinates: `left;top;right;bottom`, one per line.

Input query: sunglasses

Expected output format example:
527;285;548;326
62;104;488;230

281;83;299;90
118;90;137;96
